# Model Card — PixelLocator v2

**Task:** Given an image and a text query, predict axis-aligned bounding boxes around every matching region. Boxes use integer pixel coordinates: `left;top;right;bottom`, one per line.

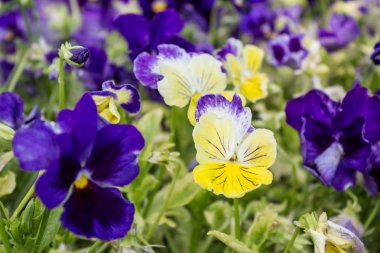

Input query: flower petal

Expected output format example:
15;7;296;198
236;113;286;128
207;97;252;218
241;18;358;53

243;45;264;73
86;124;144;186
193;112;236;163
61;181;134;240
57;94;98;161
237;129;277;168
239;74;268;102
0;92;24;130
193;161;272;198
327;221;364;253
133;52;162;89
102;81;141;114
12;120;59;171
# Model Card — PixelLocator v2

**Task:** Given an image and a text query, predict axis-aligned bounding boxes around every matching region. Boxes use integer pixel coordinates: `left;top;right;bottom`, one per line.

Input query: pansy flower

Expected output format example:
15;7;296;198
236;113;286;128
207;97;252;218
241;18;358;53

318;13;360;52
267;33;308;69
0;92;40;140
134;44;226;121
216;38;268;102
12;94;144;240
285;84;380;191
296;212;364;253
192;93;277;198
89;80;140;124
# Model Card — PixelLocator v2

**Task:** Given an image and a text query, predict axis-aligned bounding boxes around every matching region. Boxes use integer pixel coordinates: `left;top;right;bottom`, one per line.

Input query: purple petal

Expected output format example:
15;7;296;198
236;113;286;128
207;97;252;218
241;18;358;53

285;90;339;132
102;81;141;113
157;44;188;59
149;9;184;50
86;124;144;187
216;38;242;61
61;181;134;240
0;92;24;130
113;14;150;59
12;120;59;171
57;94;98;162
133;52;162;89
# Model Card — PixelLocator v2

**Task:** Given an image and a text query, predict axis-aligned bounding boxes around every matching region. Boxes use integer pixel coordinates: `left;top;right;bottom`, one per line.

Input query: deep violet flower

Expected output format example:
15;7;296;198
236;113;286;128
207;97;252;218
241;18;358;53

12;94;144;240
318;13;360;52
267;33;308;69
285;85;380;191
113;9;193;60
370;42;380;65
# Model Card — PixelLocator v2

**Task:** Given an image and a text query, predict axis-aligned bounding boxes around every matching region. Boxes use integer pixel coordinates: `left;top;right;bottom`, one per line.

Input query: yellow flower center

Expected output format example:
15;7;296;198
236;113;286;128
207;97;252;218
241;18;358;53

74;175;88;189
152;0;167;12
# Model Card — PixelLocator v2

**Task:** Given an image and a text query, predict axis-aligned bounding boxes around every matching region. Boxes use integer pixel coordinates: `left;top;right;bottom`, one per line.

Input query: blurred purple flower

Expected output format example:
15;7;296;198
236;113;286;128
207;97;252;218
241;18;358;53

285;85;380;191
12;94;144;240
319;13;360;52
267;33;308;69
0;10;24;53
113;9;194;60
371;42;380;65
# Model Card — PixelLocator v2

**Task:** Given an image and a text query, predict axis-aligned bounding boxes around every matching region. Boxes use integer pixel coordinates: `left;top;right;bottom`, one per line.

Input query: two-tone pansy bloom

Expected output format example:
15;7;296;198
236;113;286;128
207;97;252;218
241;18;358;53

267;33;308;69
216;38;268;103
12;94;144;240
296;212;364;253
0;92;40;140
89;80;140;124
134;44;226;123
285;84;380;191
192;94;277;198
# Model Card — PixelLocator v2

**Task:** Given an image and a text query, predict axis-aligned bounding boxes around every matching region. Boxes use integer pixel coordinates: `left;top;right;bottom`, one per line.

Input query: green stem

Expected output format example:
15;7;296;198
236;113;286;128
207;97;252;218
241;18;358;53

58;58;66;110
143;167;166;218
35;209;51;253
364;201;380;229
234;199;240;240
88;241;104;253
146;166;179;241
6;46;28;92
189;222;201;253
283;227;300;253
208;0;218;47
0;211;11;253
10;184;35;222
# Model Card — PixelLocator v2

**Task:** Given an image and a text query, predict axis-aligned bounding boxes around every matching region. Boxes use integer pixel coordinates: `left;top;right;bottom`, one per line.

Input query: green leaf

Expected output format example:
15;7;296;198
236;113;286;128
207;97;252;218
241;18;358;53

0;152;13;172
207;230;259;253
125;174;159;204
0;171;16;197
245;206;278;248
38;207;62;251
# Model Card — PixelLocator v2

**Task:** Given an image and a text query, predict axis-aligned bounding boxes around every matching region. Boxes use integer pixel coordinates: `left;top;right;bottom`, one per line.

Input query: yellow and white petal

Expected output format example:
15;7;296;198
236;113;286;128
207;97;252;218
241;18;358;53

157;59;194;107
237;129;277;168
193;161;273;198
326;243;347;253
189;54;226;94
193;112;236;163
243;45;264;73
92;95;111;112
187;93;202;126
221;91;246;106
309;229;328;253
239;74;268;102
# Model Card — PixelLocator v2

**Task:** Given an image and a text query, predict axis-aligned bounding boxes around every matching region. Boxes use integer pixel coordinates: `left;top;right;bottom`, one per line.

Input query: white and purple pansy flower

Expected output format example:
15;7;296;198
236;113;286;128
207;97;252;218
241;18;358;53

134;43;226;122
0;91;40;140
285;84;380;191
12;94;144;240
89;80;141;124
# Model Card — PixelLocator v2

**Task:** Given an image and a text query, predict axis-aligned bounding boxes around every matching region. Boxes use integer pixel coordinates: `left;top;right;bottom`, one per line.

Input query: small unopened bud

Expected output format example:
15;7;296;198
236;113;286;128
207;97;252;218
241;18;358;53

58;42;90;67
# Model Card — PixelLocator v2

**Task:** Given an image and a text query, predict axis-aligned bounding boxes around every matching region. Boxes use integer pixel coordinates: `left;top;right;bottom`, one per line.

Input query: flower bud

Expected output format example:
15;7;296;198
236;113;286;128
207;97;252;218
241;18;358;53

58;42;90;67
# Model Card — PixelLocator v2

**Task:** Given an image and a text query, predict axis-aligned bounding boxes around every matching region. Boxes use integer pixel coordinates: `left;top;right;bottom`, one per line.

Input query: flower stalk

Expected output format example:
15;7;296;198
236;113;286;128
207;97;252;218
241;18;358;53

283;227;300;253
233;198;240;239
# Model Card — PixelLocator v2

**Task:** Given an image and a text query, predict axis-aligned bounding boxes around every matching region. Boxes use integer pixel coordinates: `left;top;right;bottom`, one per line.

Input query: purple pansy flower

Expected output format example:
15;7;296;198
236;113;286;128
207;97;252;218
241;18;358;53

0;10;24;53
318;13;360;52
12;94;144;240
267;33;308;69
363;144;380;196
239;5;276;41
113;9;193;60
285;85;380;191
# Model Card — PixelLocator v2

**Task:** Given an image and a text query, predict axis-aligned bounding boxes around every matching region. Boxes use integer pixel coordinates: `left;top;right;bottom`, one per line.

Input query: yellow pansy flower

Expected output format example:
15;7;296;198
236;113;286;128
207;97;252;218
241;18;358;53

192;93;277;198
217;38;268;102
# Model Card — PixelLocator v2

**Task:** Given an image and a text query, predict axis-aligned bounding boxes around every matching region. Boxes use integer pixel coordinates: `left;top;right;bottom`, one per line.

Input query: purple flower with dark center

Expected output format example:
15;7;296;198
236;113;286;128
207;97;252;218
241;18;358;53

267;33;308;69
318;13;360;52
370;42;380;65
239;5;276;41
12;94;144;240
285;84;380;191
0;92;40;131
113;9;193;60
